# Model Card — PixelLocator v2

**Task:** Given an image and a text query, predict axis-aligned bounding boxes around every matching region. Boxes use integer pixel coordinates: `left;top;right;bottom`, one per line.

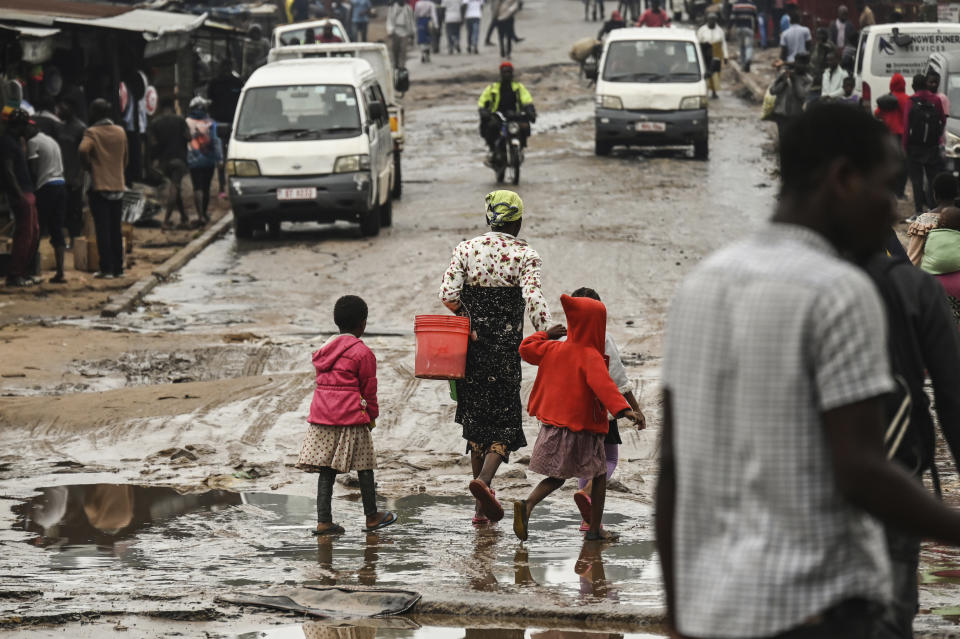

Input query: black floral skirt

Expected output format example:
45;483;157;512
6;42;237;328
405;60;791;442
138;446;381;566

455;285;526;455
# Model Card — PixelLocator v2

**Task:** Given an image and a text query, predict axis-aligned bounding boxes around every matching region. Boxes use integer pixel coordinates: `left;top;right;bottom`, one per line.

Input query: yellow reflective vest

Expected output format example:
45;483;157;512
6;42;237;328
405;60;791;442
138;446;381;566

478;81;534;112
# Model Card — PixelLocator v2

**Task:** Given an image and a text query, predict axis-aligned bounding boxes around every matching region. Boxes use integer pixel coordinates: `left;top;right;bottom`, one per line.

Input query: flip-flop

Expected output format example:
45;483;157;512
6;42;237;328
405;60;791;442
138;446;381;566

364;510;398;532
472;514;490;524
574;490;592;525
469;479;504;522
579;521;590;532
585;528;619;542
513;500;529;542
312;523;345;536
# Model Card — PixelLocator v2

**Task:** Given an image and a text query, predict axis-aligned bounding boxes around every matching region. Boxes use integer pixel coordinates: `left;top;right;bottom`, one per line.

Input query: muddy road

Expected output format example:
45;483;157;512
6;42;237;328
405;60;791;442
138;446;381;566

3;3;960;637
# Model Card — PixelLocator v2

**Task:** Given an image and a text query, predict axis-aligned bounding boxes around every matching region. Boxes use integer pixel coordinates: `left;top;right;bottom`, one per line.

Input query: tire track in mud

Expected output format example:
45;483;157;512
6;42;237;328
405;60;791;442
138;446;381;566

236;375;312;447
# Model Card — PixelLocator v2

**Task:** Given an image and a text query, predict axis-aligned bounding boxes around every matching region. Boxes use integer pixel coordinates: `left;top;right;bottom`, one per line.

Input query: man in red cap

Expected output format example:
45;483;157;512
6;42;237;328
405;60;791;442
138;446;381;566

477;62;536;165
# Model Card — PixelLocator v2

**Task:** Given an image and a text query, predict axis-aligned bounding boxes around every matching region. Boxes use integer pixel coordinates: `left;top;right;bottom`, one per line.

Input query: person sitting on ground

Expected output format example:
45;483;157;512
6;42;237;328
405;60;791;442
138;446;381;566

296;295;399;536
636;0;671;26
907;172;958;265
567;287;646;535
513;294;643;543
920;208;960;326
820;50;846;99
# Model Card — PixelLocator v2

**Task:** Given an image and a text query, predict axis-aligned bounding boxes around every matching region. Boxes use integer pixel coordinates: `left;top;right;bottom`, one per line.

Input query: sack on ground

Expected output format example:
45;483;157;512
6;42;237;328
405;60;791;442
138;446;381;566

570;37;601;63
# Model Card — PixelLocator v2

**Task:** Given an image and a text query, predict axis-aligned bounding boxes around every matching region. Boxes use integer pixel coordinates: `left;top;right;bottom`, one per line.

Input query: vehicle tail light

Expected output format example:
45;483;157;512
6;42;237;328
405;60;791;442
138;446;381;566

390;115;398;133
862;81;872;104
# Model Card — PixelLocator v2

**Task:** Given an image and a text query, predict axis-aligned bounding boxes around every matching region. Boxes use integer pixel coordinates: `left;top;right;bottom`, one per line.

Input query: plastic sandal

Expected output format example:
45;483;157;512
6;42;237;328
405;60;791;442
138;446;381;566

574;490;592;525
469;479;504;522
312;523;345;536
513;500;529;542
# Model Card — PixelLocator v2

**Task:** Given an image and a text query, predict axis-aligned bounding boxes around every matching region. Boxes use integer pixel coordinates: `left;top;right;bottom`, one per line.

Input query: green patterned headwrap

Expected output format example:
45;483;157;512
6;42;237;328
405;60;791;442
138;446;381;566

485;190;524;228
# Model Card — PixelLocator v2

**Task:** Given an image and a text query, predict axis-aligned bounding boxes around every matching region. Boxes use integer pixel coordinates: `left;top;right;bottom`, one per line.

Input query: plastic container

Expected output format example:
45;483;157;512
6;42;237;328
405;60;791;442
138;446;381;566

414;315;471;380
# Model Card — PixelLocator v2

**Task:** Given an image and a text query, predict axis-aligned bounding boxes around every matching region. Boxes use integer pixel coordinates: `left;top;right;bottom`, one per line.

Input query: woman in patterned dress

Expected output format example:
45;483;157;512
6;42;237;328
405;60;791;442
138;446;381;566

439;190;564;524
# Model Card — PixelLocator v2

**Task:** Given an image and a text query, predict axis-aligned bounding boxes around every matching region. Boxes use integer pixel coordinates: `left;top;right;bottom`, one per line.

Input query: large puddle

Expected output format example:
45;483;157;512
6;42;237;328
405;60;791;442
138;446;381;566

8;485;660;609
232;622;665;638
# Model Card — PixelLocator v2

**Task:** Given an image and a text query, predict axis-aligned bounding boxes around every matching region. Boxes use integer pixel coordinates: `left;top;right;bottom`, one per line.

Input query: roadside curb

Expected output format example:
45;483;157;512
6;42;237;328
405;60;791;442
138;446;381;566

727;59;767;104
100;212;234;318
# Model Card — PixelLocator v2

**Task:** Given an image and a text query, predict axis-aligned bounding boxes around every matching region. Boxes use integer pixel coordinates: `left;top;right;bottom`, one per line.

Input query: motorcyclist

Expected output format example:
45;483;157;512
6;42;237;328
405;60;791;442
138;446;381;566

477;62;536;164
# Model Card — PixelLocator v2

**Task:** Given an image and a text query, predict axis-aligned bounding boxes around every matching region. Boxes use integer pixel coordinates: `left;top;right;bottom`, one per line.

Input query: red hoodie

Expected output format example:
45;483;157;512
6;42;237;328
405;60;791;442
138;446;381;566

875;73;908;136
308;334;379;426
519;295;629;435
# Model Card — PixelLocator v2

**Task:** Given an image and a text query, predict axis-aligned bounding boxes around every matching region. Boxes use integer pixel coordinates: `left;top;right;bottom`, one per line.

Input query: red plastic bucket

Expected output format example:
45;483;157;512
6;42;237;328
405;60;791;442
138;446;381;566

414;315;471;380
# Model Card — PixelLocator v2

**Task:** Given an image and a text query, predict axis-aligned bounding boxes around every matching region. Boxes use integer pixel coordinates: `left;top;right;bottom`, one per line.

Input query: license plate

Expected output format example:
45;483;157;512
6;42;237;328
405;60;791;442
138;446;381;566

635;122;666;132
277;187;317;201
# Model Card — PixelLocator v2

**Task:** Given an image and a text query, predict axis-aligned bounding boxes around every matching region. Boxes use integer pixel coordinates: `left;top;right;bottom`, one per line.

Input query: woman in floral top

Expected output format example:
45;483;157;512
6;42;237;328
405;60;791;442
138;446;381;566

439;190;562;525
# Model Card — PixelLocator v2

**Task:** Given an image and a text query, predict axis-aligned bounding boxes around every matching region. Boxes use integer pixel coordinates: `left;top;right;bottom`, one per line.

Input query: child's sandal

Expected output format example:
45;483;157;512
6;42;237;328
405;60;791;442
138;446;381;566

313;523;346;536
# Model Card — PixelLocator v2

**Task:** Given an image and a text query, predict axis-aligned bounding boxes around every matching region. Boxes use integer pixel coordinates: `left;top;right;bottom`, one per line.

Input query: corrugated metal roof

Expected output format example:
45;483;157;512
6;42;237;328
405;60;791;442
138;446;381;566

0;0;128;19
55;9;207;38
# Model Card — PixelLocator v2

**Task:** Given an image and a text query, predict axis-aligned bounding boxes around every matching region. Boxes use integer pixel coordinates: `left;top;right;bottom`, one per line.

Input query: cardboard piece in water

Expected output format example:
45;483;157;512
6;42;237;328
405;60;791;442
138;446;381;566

217;585;421;618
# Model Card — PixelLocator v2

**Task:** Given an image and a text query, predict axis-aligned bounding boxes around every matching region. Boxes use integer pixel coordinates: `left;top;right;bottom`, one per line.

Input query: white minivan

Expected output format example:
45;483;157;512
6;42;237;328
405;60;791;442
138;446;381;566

589;27;709;158
226;58;394;238
855;22;960;112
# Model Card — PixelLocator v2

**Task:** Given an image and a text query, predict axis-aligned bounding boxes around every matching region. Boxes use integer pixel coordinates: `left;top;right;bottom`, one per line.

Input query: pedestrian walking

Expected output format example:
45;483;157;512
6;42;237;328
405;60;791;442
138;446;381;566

465;0;484;54
387;0;416;68
438;190;560;525
904;72;946;215
483;0;499;48
636;0;671;26
769;53;811;139
865;244;960;639
26;121;67;283
566;287;645;534
442;0;463;53
513;293;642;543
79;99;128;280
1;109;39;287
778;3;810;63
148;97;191;229
907;173;956;264
657;102;960;639
242;24;271;81
185;97;222;225
296;295;399;536
55;97;86;245
829;4;857;60
414;0;439;62
618;0;640;22
730;0;757;72
697;14;727;99
496;0;520;60
351;0;374;41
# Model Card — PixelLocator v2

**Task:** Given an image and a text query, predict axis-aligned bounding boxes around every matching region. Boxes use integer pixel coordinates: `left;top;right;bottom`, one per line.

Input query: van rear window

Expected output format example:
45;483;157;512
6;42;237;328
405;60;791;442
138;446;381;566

602;40;702;83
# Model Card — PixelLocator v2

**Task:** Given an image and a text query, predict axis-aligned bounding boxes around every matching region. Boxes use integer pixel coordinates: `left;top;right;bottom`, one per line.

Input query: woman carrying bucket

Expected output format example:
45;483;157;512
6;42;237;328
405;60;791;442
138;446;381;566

438;190;563;524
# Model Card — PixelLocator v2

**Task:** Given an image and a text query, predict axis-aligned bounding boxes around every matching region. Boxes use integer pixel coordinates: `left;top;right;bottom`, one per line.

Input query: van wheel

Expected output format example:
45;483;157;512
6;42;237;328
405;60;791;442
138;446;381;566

360;203;381;237
380;196;393;227
392;151;402;199
595;139;612;156
234;216;254;239
694;138;709;160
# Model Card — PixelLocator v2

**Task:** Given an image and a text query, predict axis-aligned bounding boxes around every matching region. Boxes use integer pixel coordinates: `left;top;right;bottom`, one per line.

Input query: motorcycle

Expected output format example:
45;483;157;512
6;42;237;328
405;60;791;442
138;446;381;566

489;111;530;185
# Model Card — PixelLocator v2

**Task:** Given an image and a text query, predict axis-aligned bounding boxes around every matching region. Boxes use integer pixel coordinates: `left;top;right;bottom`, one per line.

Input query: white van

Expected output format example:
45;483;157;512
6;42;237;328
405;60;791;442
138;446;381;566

855;22;960;112
268;43;407;198
590;27;709;159
271;19;350;47
226;58;394;238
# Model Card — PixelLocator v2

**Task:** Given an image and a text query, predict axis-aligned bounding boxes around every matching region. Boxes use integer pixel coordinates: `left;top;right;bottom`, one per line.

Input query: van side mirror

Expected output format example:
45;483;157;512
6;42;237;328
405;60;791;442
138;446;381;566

584;60;598;81
394;69;410;93
369;102;386;122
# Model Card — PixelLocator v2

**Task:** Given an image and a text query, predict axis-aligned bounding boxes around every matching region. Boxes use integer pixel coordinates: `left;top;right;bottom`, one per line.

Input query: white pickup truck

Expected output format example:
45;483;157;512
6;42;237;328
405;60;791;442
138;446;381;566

268;42;408;198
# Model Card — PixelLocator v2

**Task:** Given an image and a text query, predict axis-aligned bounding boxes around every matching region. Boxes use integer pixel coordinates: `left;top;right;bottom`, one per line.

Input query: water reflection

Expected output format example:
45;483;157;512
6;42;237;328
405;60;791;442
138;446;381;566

14;484;242;550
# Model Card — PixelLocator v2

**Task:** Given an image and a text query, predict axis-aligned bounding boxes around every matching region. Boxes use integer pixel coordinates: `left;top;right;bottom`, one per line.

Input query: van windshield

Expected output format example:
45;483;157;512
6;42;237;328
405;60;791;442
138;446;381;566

235;85;362;141
603;40;702;82
277;23;347;45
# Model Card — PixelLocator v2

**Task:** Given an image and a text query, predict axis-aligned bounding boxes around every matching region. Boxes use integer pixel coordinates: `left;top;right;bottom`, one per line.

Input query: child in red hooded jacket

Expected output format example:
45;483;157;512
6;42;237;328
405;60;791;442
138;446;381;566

514;294;642;542
296;295;398;536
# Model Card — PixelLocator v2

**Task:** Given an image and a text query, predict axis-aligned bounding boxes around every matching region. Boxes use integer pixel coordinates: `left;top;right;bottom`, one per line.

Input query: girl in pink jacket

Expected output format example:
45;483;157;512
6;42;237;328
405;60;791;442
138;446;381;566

296;295;398;535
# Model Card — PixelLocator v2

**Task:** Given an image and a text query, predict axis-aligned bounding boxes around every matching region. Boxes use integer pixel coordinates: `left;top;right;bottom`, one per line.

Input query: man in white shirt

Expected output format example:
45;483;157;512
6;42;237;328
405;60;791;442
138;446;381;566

463;0;484;54
779;4;811;63
25;121;67;283
442;0;463;53
820;50;848;98
658;102;960;639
